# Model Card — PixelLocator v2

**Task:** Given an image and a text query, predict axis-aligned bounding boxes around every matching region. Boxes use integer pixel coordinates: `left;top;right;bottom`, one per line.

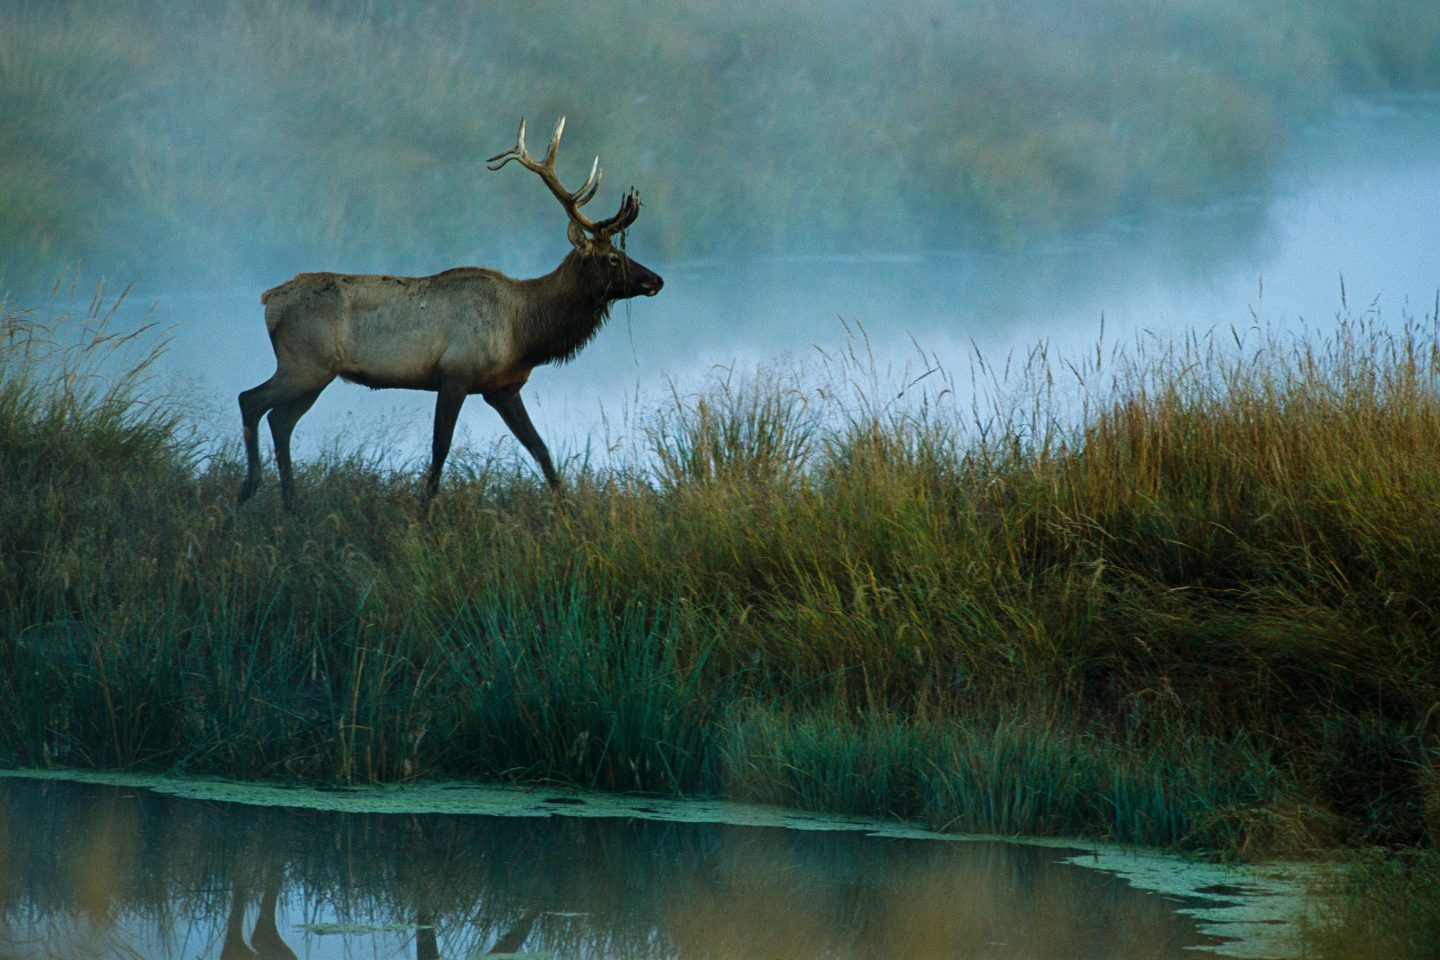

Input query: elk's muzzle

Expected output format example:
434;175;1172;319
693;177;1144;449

634;261;663;297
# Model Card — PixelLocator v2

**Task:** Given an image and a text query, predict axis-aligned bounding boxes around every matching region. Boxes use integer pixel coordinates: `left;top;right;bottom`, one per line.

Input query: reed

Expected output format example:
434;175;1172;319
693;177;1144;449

2;289;1438;868
1304;848;1440;959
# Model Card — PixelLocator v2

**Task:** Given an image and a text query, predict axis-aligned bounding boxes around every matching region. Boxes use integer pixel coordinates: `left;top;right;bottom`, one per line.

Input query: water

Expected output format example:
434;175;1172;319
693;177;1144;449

0;773;1310;960
127;96;1440;477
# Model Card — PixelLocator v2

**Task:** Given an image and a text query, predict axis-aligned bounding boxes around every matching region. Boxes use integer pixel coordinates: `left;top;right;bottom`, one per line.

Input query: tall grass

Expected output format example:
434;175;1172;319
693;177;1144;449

1303;849;1440;959
2;289;1439;868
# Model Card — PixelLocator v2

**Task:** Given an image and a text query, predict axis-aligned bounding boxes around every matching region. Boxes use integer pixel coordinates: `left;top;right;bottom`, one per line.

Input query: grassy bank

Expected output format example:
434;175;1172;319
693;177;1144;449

3;0;1440;287
3;288;1438;862
1303;848;1440;958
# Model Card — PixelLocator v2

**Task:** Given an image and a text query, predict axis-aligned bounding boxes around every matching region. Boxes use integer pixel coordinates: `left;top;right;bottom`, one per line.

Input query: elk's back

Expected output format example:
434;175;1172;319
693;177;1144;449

260;269;520;391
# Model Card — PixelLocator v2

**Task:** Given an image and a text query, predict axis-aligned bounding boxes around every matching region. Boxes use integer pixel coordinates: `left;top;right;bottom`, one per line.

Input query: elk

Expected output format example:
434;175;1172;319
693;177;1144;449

236;117;662;510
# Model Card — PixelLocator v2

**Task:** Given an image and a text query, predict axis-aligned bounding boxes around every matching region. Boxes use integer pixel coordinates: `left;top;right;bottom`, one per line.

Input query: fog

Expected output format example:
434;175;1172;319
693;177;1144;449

153;97;1440;469
4;0;1439;471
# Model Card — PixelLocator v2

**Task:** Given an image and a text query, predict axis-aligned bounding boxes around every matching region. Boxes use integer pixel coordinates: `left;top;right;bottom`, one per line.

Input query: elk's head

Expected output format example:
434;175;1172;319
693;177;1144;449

488;117;663;302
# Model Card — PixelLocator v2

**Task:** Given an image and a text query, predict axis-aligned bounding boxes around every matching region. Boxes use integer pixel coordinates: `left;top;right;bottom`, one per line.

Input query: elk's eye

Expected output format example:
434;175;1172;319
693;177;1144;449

607;252;621;265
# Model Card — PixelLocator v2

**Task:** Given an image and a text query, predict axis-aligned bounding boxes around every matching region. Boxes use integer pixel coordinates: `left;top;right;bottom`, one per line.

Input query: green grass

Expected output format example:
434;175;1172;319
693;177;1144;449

3;287;1438;878
1303;849;1440;959
3;0;1440;287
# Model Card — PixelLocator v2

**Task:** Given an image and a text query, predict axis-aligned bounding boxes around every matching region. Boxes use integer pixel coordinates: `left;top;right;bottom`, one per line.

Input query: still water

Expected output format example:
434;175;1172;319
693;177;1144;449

0;773;1308;960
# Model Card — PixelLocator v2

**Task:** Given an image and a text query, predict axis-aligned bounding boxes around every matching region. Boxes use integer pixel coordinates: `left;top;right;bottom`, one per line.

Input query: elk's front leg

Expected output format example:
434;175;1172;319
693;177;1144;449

484;385;561;488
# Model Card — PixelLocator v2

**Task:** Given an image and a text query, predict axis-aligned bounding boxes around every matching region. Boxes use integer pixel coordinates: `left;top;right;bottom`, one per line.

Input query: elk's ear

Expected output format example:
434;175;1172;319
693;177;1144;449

567;221;594;253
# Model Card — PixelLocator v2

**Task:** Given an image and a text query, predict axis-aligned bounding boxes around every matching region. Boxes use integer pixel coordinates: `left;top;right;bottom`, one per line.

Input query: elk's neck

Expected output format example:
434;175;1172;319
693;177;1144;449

517;253;612;366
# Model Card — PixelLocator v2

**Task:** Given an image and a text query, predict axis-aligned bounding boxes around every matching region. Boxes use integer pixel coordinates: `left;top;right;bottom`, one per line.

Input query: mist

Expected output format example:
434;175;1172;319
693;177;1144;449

4;0;1440;470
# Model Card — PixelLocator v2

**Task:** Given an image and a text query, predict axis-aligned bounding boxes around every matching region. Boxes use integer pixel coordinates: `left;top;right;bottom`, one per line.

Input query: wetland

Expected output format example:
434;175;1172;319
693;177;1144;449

0;772;1311;960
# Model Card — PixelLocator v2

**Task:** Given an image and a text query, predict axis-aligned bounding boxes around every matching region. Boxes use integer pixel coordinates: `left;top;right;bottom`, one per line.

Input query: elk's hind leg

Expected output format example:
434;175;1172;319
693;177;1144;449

238;377;281;505
237;368;330;509
268;386;326;512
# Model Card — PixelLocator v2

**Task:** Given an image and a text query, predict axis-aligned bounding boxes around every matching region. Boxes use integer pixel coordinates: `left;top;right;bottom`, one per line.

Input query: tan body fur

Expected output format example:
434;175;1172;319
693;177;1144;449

262;268;541;395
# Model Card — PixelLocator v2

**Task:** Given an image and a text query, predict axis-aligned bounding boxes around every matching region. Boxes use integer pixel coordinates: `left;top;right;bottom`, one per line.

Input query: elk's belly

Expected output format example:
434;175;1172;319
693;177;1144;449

335;348;526;393
337;368;437;390
333;343;447;391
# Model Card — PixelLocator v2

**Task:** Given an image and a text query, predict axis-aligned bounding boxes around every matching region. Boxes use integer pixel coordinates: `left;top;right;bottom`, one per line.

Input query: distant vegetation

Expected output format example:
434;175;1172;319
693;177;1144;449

3;0;1440;289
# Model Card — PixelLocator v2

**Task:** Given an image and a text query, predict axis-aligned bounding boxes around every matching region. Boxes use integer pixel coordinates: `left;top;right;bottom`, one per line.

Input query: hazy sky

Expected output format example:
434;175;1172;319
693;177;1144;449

143;97;1440;473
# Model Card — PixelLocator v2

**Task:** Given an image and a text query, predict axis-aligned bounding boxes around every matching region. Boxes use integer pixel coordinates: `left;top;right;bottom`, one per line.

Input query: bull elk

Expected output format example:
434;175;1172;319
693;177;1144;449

236;117;663;510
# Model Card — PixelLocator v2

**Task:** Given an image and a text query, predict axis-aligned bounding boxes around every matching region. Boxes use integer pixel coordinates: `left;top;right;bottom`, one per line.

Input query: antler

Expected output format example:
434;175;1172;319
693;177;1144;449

487;117;640;239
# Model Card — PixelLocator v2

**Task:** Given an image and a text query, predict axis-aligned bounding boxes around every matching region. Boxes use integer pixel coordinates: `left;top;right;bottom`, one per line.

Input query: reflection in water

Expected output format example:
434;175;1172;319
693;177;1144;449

0;778;1232;959
220;870;295;960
